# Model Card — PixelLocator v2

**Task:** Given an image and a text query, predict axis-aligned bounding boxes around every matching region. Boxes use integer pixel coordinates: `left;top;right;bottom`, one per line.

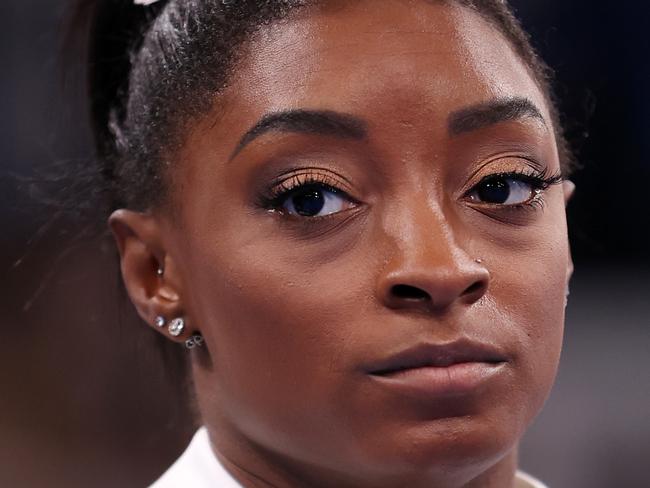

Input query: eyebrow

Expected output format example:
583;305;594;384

447;97;546;136
229;97;545;160
229;109;368;161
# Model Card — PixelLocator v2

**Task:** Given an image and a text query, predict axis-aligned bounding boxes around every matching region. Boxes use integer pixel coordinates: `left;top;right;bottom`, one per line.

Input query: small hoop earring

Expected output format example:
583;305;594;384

155;316;166;328
168;317;185;337
185;334;205;350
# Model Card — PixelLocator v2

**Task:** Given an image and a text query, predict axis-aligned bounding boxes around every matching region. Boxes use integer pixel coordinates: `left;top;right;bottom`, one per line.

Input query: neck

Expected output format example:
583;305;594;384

205;419;521;488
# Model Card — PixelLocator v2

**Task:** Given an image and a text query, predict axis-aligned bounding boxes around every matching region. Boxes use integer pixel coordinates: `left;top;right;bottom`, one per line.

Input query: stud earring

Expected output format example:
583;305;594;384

185;334;205;350
168;317;185;337
475;258;484;264
155;316;166;328
156;267;164;277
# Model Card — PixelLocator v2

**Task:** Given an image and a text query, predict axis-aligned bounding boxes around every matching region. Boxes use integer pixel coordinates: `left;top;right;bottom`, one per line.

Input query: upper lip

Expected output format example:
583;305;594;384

366;338;508;376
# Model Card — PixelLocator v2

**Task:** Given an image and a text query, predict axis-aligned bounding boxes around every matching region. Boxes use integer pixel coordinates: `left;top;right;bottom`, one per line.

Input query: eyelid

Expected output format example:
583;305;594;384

463;152;543;179
462;169;563;220
269;169;354;197
463;155;562;194
257;169;361;219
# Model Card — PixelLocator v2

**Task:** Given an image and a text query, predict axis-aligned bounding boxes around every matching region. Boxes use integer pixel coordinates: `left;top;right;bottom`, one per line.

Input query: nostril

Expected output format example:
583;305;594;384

391;284;430;300
464;282;484;296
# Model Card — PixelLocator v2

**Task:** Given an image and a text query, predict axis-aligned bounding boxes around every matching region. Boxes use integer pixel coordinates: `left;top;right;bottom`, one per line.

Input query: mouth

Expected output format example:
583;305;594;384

366;339;508;397
367;339;507;376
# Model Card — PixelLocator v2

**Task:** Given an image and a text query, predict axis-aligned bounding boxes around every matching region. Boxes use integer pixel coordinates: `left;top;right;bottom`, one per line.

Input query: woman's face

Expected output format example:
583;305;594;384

150;1;571;485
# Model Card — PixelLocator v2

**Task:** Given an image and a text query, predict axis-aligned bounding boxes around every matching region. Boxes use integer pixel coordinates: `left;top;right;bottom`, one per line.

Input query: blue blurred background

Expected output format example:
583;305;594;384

0;1;648;487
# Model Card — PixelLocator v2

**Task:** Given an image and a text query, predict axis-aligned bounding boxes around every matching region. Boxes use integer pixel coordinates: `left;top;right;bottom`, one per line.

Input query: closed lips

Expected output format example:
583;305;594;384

367;340;507;376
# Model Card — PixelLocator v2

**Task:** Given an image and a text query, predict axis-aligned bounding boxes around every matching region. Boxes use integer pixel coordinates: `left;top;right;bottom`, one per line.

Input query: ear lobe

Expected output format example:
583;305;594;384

108;209;182;330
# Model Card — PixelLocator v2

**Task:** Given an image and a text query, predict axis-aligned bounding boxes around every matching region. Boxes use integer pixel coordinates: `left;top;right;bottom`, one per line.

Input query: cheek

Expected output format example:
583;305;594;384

488;212;569;421
184;234;369;455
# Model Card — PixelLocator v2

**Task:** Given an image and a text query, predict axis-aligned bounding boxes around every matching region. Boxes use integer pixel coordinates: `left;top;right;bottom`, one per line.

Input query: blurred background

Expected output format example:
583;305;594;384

0;1;648;487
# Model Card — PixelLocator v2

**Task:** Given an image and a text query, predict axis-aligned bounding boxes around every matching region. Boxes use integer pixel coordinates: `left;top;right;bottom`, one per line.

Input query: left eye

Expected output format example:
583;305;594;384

468;175;537;205
281;184;352;217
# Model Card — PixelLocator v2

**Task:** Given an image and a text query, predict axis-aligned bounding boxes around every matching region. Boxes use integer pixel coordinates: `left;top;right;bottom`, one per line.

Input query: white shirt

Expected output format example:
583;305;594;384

150;428;548;488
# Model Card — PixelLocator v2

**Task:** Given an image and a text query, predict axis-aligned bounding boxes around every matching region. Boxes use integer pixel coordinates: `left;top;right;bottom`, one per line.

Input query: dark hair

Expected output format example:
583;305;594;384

76;0;574;214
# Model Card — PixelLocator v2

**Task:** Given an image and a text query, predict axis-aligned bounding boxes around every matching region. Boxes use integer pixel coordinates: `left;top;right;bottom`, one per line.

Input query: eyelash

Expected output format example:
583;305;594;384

466;166;564;211
256;166;564;218
256;170;357;219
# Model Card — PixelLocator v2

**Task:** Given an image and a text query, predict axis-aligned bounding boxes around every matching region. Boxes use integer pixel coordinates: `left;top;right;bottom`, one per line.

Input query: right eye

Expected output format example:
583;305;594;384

278;183;356;218
258;170;359;220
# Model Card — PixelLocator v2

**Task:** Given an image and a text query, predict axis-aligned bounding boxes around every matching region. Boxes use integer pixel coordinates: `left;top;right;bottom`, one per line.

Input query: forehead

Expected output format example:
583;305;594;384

219;0;550;128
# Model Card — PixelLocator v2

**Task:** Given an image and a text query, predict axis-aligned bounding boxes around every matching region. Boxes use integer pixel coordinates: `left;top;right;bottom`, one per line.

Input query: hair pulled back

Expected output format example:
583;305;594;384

77;0;573;213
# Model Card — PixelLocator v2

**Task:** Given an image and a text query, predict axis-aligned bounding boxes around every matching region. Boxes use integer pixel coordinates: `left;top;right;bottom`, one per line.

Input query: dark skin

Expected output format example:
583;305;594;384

110;1;574;487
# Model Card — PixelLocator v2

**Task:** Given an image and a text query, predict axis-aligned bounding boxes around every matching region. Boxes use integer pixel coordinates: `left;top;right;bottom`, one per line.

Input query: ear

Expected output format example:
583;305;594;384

562;179;576;207
562;180;576;286
108;209;186;342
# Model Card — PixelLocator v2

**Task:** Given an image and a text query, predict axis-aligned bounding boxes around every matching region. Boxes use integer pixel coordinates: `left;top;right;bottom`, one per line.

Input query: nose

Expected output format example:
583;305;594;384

376;208;490;313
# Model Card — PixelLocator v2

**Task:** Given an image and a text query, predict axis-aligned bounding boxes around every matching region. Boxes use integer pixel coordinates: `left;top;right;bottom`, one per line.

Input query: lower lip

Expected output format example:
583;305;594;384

369;362;507;398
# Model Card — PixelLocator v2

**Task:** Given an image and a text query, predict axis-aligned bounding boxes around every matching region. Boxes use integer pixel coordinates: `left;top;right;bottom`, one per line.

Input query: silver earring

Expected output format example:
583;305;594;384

155;316;166;328
475;258;483;264
157;267;164;277
168;317;185;337
185;334;205;350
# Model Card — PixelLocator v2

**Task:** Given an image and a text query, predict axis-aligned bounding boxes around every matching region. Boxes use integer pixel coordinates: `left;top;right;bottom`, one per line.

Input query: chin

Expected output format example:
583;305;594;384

346;407;525;484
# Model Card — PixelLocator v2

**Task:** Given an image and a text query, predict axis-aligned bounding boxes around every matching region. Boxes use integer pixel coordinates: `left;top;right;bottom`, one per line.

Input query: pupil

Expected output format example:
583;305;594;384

478;177;510;204
293;188;325;216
